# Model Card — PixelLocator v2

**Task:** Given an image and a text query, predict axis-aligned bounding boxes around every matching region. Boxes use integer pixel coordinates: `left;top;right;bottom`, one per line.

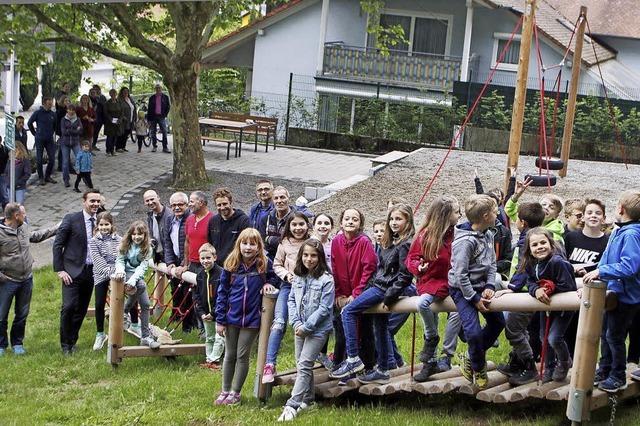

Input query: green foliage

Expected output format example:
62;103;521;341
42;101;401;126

197;68;251;114
476;90;511;130
360;0;409;54
621;107;640;145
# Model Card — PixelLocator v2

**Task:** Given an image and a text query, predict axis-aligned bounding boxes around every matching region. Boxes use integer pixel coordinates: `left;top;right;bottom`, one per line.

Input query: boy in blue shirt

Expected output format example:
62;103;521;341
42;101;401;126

73;141;93;193
584;189;640;392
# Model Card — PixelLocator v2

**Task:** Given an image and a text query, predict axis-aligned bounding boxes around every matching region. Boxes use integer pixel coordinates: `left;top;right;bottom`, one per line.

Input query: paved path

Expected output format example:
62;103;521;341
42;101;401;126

25;137;372;267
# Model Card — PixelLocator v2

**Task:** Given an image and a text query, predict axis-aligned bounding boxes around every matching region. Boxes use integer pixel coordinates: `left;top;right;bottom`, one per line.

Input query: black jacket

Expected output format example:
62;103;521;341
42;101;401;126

207;209;250;266
526;254;577;297
146;93;171;121
163;210;191;266
371;239;413;306
193;264;223;318
53;211;93;279
146;205;173;260
492;219;513;277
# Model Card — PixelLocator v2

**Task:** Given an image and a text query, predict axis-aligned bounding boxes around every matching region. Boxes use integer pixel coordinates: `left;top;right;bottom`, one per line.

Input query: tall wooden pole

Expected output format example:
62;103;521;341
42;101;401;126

254;291;278;401
504;0;537;194
559;6;587;178
107;278;125;366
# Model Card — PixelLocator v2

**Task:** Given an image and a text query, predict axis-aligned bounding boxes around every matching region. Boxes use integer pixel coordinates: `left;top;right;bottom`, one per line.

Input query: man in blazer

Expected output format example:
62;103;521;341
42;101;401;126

53;189;102;354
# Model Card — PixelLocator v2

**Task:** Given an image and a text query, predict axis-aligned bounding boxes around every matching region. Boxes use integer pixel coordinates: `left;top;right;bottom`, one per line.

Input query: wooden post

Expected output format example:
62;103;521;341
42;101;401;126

107;278;125;366
559;6;587;178
504;0;537;194
153;270;167;317
566;279;606;423
254;291;278;401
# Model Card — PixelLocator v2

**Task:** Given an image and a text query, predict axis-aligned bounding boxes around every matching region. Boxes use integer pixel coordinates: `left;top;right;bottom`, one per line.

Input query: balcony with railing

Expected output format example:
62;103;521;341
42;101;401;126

321;43;462;91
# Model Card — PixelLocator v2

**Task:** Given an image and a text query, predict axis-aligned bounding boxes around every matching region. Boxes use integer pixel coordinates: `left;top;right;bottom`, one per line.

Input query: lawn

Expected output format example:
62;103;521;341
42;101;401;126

1;267;638;425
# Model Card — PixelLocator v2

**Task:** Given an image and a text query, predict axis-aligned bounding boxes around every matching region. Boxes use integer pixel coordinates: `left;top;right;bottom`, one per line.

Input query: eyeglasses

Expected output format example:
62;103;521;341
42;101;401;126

572;213;583;219
256;188;271;192
170;202;186;208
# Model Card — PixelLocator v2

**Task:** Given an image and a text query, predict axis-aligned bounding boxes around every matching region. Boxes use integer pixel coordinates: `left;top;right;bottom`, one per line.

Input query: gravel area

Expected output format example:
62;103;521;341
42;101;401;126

313;147;639;229
114;170;311;227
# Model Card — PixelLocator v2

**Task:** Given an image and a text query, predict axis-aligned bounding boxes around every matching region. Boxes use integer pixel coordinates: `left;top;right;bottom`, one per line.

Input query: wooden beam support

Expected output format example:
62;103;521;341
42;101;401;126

559;6;587;178
107;278;125;366
119;343;205;358
255;292;278;401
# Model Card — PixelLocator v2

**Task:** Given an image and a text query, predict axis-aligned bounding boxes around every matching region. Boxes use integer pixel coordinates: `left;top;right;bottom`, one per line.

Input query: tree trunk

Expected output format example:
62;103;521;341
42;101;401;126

166;70;208;188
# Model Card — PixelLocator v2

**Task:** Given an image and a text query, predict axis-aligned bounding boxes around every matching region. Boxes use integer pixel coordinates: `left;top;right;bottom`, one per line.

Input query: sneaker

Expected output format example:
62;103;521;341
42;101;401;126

129;323;142;337
436;355;452;373
93;333;108;351
297;401;314;413
337;373;356;386
330;358;365;379
474;365;489;390
598;376;628;393
222;391;241;405
630;369;640;382
594;369;608;386
277;405;297;422
316;353;334;371
458;352;473;384
414;360;438;382
12;345;26;356
214;391;230;405
262;363;276;384
509;358;538;386
540;366;554;384
140;336;161;349
358;368;390;385
497;351;523;377
552;359;572;382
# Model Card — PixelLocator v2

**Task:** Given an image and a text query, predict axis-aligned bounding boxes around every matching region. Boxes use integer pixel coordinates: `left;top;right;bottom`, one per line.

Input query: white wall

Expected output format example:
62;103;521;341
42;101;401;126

80;60;115;96
599;36;640;73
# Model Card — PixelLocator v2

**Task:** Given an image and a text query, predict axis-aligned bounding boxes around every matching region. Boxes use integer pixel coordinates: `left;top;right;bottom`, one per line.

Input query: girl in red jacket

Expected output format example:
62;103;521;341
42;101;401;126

330;208;378;373
406;195;461;381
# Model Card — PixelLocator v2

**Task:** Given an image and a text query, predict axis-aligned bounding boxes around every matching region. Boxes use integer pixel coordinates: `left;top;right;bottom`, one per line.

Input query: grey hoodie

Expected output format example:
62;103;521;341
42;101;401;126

0;219;58;282
448;222;497;304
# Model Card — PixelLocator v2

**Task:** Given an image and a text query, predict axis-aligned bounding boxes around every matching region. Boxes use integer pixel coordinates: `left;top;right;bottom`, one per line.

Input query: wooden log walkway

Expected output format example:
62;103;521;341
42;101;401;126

272;362;640;408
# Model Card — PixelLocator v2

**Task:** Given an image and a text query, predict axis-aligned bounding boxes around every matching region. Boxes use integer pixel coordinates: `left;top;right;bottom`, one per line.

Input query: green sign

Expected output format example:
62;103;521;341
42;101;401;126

4;113;15;150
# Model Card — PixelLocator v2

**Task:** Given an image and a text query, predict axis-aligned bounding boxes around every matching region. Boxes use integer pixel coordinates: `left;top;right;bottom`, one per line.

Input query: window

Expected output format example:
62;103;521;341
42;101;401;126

492;33;521;71
367;10;452;56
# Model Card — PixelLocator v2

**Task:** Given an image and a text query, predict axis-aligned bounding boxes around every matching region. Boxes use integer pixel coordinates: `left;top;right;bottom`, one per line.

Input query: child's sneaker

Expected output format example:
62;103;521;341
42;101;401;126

222;391;241;405
277;405;297;422
129;322;142;337
414;360;438;382
214;391;230;405
598;376;628;393
337;373;356;386
358;368;390;385
594;369;609;386
262;363;276;384
297;401;314;412
436;355;452;372
497;351;523;377
474;365;489;390
552;359;572;382
12;345;26;356
630;369;640;382
458;352;473;383
140;336;161;349
93;333;108;351
508;358;538;386
330;357;364;379
316;353;334;371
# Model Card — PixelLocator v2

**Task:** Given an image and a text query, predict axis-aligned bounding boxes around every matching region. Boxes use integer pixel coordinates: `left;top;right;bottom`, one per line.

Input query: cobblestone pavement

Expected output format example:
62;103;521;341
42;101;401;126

25;138;372;268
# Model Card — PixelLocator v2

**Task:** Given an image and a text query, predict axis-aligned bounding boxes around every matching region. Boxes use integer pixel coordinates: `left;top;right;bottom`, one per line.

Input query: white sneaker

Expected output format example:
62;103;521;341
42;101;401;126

297;402;314;413
140;336;161;349
92;333;108;351
129;323;142;337
277;406;297;422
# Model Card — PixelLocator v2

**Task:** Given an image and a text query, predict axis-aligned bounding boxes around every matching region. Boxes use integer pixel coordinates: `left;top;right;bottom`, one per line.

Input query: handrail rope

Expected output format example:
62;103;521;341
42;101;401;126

152;281;187;326
412;14;525;214
150;280;172;310
168;300;198;335
166;287;193;328
549;69;563;151
584;17;629;169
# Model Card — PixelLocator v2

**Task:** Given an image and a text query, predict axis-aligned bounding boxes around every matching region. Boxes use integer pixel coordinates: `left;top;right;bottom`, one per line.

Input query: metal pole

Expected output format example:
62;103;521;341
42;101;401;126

7;48;16;204
284;72;293;145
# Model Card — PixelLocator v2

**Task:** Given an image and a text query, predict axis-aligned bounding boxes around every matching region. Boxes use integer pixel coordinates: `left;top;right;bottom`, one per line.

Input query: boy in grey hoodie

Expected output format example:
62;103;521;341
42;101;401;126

448;195;505;389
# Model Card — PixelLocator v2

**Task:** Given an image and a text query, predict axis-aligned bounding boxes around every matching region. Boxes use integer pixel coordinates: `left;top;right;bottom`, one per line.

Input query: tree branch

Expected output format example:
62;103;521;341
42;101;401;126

25;4;156;70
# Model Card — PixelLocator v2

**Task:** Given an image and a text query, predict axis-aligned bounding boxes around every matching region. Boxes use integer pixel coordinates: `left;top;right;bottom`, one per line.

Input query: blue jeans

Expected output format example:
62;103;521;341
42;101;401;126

450;288;505;371
0;278;33;349
599;301;640;381
266;283;291;365
0;174;7;207
61;143;80;185
35;138;56;179
386;284;417;367
14;189;25;205
342;286;392;370
150;118;168;150
540;310;574;368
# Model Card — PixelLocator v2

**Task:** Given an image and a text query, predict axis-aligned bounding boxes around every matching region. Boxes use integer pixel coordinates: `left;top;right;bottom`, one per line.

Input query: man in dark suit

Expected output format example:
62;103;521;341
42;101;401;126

146;84;171;153
53;189;102;354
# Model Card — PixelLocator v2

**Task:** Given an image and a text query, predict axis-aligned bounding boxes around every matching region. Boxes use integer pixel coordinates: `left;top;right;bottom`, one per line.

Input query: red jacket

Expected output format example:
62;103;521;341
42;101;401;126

406;227;453;299
331;232;377;298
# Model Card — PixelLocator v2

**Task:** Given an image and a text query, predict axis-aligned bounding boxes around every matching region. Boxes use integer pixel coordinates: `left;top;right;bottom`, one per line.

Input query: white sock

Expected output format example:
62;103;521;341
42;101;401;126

347;356;360;363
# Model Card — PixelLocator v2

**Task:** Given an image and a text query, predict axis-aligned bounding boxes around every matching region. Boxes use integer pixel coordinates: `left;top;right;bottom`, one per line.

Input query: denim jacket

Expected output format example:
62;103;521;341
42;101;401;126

287;271;334;337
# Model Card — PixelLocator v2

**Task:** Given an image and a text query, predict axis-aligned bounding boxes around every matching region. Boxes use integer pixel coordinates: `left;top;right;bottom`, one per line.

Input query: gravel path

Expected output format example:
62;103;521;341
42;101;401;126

313;147;638;228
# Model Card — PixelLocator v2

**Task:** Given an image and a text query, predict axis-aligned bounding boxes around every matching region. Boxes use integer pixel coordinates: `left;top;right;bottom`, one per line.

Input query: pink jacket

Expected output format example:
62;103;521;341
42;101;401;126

273;237;305;282
331;232;378;298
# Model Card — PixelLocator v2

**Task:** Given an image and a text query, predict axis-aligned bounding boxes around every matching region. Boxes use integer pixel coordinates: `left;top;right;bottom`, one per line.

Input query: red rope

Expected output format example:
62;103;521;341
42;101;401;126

538;312;553;382
409;312;416;380
534;22;553;189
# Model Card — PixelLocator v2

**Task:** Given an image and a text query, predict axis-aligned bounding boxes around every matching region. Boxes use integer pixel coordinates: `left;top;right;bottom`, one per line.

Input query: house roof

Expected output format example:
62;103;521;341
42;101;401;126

488;0;615;66
544;0;640;39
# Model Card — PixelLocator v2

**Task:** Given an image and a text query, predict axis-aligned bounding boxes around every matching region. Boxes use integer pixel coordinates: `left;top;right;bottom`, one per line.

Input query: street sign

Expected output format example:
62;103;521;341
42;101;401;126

4;112;15;150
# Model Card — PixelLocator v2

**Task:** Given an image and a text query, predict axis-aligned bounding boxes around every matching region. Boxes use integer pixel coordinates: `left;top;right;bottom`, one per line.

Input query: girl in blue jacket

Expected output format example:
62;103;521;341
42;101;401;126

278;239;334;421
215;228;278;406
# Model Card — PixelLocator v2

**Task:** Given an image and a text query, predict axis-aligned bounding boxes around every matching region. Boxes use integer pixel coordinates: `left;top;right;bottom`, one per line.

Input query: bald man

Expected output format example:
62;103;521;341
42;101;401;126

144;190;172;264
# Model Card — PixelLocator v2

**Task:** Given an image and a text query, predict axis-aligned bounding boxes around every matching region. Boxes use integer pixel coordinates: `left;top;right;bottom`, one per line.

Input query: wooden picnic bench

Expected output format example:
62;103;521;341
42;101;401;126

199;118;258;160
209;111;278;152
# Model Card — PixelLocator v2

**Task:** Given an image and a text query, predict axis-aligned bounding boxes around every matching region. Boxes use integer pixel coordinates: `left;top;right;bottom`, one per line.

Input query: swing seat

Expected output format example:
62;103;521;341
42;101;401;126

535;157;564;171
525;174;557;187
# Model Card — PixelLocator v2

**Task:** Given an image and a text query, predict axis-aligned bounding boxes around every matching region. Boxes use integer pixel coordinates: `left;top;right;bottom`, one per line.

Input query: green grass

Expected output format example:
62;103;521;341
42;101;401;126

1;267;639;425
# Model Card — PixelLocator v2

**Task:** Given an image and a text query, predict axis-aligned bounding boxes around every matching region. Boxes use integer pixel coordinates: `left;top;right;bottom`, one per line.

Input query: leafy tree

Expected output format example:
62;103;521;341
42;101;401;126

476;90;510;130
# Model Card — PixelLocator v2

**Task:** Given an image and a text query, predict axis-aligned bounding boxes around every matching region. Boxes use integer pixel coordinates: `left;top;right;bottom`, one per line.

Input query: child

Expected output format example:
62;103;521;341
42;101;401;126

563;198;586;235
331;204;414;384
311;213;334;271
473;167;516;227
88;212;122;351
564;199;608;276
193;243;224;369
372;218;385;256
114;221;160;349
330;208;378;381
277;239;334;422
262;212;311;383
449;195;504;390
584;189;640;392
215;228;278;405
505;178;564;243
134;110;149;153
74;140;94;193
508;227;577;385
4;143;30;205
406;195;460;381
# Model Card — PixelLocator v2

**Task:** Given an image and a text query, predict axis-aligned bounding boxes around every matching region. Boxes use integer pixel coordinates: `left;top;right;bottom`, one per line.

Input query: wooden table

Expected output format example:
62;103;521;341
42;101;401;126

199;118;258;159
